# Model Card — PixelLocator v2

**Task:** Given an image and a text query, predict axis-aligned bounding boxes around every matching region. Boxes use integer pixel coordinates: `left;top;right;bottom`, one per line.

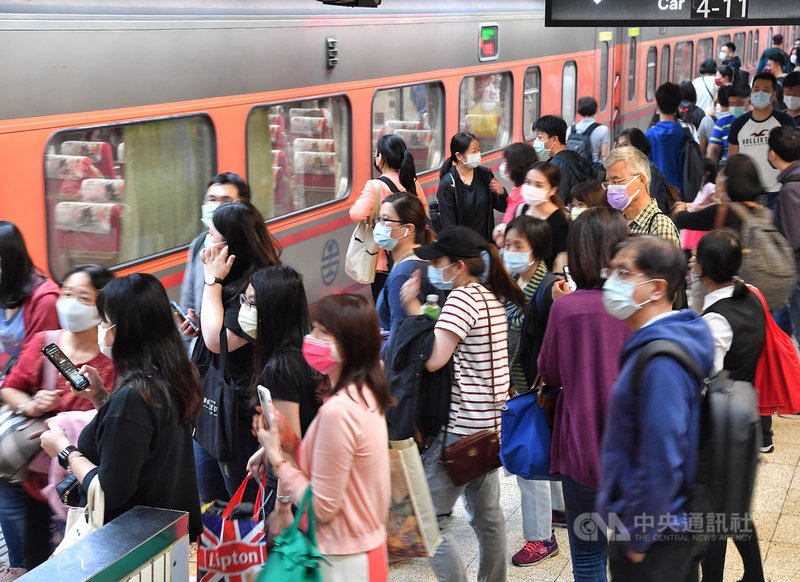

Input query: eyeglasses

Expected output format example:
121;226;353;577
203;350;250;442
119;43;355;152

600;267;646;280
239;293;256;308
375;217;404;226
601;174;640;190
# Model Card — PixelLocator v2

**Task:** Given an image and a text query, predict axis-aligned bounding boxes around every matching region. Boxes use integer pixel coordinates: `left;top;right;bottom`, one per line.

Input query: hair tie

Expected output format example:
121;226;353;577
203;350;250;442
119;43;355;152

424;224;430;230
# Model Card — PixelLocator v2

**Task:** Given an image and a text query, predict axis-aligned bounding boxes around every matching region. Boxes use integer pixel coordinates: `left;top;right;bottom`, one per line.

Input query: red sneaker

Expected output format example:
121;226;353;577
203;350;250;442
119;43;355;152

511;534;559;566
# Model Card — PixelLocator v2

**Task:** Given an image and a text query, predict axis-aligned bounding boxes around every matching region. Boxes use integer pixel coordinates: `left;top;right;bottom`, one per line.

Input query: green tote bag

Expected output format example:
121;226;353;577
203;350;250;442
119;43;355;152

256;486;330;581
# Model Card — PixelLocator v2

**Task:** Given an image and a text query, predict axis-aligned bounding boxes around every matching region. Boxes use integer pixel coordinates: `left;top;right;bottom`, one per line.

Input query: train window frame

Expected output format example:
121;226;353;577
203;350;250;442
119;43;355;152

661;44;671;84
645;46;657;102
697;37;713;70
522;66;542;141
44;113;217;279
753;30;759;68
627;37;637;102
245;93;353;225
733;32;746;67
599;42;609;112
458;70;514;154
673;40;694;85
370;81;446;178
561;61;578;125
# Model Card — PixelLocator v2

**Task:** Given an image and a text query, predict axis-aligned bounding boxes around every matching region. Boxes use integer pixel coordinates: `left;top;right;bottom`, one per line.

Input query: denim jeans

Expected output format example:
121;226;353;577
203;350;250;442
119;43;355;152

517;476;565;541
789;275;800;342
0;480;27;567
562;475;608;582
194;423;260;504
771;307;793;337
420;431;507;582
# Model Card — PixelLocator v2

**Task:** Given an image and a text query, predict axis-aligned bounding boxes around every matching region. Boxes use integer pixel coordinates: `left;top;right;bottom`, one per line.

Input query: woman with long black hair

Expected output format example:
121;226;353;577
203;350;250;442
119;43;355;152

437;132;508;243
191;200;281;503
40;273;203;539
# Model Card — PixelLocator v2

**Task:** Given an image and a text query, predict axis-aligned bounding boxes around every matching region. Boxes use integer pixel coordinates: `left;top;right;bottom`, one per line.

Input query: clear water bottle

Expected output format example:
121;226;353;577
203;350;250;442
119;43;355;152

421;294;440;320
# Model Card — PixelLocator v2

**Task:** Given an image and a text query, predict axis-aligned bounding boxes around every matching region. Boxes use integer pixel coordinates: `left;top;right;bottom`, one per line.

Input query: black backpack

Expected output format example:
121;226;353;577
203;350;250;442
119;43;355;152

565;122;600;166
631;340;760;524
680;127;704;202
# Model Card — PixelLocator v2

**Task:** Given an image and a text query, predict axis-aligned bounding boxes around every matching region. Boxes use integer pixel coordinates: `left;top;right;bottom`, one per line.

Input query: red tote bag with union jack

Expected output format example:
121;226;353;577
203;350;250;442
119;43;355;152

197;476;268;582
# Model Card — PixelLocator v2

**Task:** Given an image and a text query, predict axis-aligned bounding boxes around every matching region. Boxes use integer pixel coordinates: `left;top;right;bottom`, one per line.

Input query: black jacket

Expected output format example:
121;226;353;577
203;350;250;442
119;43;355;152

437;165;507;242
550;150;593;202
384;315;452;442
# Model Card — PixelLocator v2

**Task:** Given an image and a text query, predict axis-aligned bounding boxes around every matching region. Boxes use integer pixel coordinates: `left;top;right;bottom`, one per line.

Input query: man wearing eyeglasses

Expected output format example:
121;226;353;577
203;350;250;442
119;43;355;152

602;146;680;248
597;236;714;582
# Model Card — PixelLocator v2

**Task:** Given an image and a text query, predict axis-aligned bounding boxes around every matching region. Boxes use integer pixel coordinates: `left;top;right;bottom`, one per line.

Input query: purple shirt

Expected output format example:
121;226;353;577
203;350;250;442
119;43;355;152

537;289;631;490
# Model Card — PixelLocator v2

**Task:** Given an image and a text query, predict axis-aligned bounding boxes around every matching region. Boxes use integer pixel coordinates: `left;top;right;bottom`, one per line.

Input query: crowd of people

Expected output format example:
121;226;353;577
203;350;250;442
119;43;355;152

1;40;800;582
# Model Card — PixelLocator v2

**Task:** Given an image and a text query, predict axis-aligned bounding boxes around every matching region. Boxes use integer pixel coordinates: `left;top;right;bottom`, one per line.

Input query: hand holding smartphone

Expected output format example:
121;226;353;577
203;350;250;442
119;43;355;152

42;344;90;391
170;300;198;331
257;385;274;429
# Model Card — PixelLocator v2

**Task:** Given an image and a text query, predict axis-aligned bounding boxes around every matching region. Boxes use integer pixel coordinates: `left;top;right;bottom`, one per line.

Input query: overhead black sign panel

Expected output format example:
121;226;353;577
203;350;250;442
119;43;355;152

546;0;800;26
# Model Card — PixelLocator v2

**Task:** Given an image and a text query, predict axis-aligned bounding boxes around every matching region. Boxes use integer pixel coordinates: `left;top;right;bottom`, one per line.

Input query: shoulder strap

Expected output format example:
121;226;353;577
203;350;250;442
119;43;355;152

378;175;400;193
534;271;559;313
646;210;667;233
631;339;706;399
783;174;800;184
514;203;529;218
584;122;600;137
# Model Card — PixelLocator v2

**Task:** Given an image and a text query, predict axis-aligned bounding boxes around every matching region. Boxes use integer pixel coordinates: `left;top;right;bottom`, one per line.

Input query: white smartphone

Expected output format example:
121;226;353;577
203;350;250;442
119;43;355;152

257;385;274;429
563;266;577;293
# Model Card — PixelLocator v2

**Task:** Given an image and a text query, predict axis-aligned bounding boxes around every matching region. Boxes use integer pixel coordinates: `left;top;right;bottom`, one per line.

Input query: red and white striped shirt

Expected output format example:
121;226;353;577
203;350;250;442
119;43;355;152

435;283;509;437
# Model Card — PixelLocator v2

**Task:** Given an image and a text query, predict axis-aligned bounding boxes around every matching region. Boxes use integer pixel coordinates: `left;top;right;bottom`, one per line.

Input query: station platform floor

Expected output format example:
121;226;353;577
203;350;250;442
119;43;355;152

3;415;800;581
388;414;800;582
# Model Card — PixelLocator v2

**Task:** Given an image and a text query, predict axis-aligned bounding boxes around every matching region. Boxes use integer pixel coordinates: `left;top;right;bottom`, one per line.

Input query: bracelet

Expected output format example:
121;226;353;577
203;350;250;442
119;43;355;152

276;495;292;504
271;458;286;477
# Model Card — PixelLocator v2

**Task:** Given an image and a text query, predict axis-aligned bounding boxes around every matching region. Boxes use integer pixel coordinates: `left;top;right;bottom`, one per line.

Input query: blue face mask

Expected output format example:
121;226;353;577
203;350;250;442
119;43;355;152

427;262;457;291
503;250;533;276
373;222;407;251
602;273;655;320
750;91;771;109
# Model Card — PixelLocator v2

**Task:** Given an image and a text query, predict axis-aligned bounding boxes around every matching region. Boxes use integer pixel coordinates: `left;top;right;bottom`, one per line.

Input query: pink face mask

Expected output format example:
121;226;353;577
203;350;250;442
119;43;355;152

302;335;342;375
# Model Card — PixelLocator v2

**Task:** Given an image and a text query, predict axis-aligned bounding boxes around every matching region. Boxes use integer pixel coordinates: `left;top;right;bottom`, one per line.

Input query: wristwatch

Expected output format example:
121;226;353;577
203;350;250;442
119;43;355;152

58;445;79;470
204;274;224;286
16;398;32;416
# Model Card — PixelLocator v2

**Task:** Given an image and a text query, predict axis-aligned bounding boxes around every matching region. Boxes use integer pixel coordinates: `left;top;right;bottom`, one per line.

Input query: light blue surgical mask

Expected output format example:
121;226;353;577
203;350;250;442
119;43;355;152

503;250;534;275
602;273;655;320
373;222;407;251
533;139;551;158
427;262;457;291
201;202;219;227
728;106;747;118
750;91;771;109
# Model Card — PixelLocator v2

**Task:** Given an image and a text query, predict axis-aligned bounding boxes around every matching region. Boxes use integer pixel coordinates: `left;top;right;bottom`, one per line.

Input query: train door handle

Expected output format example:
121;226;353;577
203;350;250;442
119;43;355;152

613;74;620;89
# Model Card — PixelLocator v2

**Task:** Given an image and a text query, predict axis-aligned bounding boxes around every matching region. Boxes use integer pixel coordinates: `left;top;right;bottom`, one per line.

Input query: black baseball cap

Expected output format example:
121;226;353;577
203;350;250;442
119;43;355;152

414;226;487;260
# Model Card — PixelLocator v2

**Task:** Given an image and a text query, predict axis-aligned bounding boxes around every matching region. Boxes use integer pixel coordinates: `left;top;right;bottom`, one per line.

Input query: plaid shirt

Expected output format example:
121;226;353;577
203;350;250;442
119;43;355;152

628;198;680;247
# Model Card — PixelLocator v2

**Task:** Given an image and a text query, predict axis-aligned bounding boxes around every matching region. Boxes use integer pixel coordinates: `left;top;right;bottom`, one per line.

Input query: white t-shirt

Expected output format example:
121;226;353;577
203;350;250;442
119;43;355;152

728;110;796;192
435;282;509;437
692;76;718;113
566;117;610;164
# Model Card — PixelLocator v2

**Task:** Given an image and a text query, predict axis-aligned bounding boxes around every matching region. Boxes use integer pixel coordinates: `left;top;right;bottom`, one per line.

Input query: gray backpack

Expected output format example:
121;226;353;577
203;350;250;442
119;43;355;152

727;202;796;311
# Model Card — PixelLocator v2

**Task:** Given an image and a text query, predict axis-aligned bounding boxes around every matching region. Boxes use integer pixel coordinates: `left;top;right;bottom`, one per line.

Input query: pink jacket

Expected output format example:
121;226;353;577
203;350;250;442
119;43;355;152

502;185;524;226
277;384;390;556
349;173;429;272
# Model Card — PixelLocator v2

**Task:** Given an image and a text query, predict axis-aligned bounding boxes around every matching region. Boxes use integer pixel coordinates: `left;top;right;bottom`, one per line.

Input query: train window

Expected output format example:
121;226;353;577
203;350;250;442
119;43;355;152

661;44;671;84
459;72;512;152
733;32;746;64
673;41;694;84
627;38;637;102
44;116;215;279
561;61;578;124
371;82;445;176
717;34;730;51
753;31;759;68
246;95;351;221
747;31;753;66
523;66;541;141
697;38;713;69
599;42;609;112
646;47;657;102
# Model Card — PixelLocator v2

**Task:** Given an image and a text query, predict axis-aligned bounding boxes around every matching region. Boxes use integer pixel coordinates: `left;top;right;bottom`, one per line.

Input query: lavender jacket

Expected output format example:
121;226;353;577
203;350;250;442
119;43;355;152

537;289;631;490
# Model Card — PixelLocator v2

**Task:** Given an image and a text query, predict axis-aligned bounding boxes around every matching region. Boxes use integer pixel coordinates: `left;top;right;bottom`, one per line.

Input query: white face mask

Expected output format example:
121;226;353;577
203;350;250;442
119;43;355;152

784;95;800;110
719;51;728;61
461;152;481;169
56;298;100;333
237;304;258;339
97;324;115;358
570;206;586;221
792;53;798;65
201;202;220;227
521;184;550;205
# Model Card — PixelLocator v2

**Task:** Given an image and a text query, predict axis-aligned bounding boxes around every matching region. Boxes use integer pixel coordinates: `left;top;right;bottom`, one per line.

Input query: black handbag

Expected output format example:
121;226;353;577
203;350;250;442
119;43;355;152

56;474;81;507
194;327;240;463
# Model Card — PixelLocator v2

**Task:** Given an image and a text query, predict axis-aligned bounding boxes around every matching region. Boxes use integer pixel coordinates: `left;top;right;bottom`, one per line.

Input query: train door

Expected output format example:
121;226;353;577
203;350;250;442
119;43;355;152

601;28;624;139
